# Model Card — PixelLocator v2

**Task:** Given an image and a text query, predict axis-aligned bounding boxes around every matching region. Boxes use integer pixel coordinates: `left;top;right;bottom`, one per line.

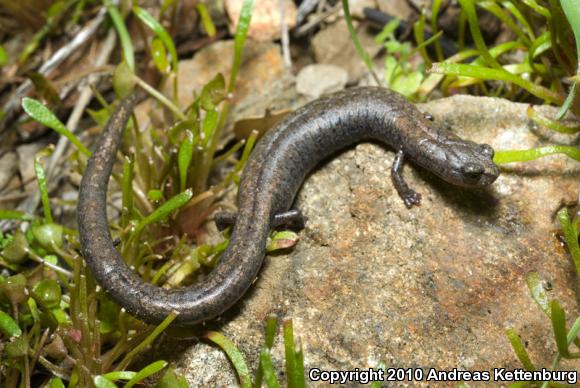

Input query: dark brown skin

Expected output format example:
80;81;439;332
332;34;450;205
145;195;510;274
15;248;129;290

78;87;500;325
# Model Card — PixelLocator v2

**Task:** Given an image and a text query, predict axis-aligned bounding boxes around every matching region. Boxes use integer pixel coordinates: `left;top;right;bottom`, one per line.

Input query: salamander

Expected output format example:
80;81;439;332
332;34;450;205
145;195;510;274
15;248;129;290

78;86;499;325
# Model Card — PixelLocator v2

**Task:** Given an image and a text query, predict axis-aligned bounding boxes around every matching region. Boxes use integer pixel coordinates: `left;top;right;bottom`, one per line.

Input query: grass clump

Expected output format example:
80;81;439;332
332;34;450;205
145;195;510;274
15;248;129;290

505;271;580;387
0;0;266;386
344;0;580;165
205;315;306;388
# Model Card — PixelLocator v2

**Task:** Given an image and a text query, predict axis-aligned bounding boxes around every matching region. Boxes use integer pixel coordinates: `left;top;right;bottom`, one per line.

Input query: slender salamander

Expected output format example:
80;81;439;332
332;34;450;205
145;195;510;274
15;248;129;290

78;87;500;325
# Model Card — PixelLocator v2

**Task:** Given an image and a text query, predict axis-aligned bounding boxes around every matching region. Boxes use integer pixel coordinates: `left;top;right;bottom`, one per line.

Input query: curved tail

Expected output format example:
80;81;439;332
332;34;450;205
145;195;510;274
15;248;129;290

78;96;269;325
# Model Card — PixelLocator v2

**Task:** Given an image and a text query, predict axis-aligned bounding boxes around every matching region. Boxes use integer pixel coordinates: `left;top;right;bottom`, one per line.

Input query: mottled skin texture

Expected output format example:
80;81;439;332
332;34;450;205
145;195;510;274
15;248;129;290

78;87;500;326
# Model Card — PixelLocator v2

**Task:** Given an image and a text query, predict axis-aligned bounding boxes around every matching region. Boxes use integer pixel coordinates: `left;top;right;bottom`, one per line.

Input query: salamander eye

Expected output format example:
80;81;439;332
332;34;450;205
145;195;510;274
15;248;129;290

461;163;484;178
480;144;495;158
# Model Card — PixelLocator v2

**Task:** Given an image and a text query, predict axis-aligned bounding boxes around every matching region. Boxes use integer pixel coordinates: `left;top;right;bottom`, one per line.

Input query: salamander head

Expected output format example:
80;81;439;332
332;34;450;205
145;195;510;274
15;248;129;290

417;138;500;188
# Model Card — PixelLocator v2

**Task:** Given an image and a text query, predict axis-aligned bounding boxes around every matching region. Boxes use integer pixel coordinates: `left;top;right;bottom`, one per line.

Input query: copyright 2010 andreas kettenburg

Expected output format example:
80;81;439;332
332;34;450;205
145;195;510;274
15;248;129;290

308;367;578;385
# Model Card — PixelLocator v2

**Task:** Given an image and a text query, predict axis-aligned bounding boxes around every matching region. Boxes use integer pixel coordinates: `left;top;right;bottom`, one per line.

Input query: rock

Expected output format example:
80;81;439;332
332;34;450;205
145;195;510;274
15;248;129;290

347;0;377;18
157;40;302;151
311;21;382;84
162;40;297;116
225;0;297;41
0;152;18;191
170;95;580;385
407;0;432;12
377;0;416;21
16;143;44;185
296;64;348;98
296;0;318;24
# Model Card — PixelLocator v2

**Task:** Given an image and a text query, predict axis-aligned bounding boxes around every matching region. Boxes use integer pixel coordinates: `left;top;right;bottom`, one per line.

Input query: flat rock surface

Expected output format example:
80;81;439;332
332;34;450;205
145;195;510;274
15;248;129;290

165;95;580;386
311;21;382;84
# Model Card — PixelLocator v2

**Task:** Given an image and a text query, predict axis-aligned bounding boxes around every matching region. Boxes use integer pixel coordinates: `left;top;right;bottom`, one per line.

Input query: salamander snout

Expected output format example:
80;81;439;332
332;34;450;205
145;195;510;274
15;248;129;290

416;138;500;188
454;143;500;187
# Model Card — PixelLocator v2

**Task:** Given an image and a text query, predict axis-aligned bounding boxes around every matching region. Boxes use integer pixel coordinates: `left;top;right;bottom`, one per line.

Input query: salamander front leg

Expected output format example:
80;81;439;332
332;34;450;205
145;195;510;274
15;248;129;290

215;209;306;231
391;150;422;208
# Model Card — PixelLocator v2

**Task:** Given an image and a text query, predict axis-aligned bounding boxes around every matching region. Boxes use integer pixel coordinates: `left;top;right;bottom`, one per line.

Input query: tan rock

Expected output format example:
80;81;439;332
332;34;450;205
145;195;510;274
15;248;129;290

225;0;297;41
311;21;381;84
164;95;580;385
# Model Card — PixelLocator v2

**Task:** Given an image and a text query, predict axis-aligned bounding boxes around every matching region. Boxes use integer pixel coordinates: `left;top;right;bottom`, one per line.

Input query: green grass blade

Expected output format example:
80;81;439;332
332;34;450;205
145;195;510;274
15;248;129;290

374;18;400;44
134;76;186;120
527;106;580;134
259;349;281;388
254;314;278;388
102;371;136;381
135;189;193;235
0;45;7;66
283;319;304;388
429;63;563;103
201;109;219;147
528;31;551;69
418;49;479;95
293;340;305;388
479;2;531;45
493;146;580;164
196;3;216;37
452;41;525;87
550;300;571;357
155;366;190;388
103;0;134;71
151;38;170;73
22;98;91;156
523;0;551;18
572;326;580;351
556;208;580;274
125;360;168;388
34;147;54;223
342;0;381;85
555;83;578;120
204;331;252;388
93;375;118;388
457;0;502;69
229;0;255;93
235;130;258;172
566;316;580;350
505;328;536;370
502;1;535;41
49;378;66;388
413;13;431;66
560;0;580;56
0;210;34;220
121;155;135;227
118;313;177;370
264;314;278;348
133;6;178;71
178;131;194;192
283;319;296;387
556;0;580;119
0;310;22;337
430;0;445;61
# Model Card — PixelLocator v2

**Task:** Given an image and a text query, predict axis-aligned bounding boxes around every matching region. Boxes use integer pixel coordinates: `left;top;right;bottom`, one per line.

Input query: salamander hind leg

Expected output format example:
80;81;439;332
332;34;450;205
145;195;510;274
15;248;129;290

215;212;237;231
215;209;306;231
391;150;422;208
271;209;306;230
